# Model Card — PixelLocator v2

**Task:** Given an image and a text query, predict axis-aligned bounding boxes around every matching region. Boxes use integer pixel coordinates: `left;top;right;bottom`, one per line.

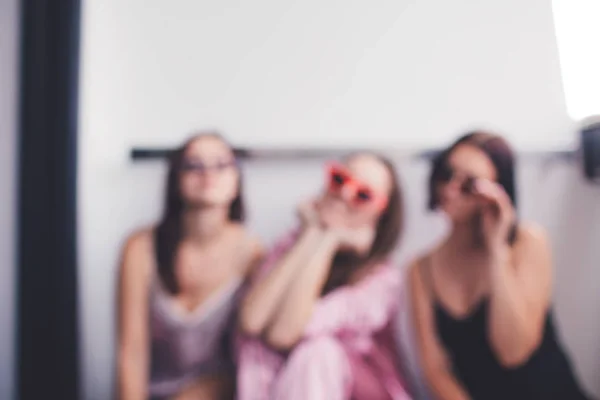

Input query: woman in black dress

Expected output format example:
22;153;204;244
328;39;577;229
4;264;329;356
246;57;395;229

408;131;592;400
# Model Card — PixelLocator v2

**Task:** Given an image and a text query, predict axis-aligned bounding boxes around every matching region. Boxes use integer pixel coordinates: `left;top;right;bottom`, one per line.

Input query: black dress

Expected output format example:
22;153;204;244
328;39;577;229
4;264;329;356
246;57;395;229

423;262;592;400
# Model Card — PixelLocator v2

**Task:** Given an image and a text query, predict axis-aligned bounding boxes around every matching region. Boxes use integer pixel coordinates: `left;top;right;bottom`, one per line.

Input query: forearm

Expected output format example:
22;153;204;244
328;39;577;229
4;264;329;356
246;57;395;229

488;247;536;364
239;227;325;336
171;375;229;400
425;368;471;400
265;233;338;347
118;353;147;400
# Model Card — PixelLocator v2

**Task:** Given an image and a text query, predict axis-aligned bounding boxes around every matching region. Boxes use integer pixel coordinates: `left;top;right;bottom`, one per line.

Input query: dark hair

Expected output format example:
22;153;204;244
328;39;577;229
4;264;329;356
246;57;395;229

322;153;404;294
428;131;518;244
154;132;245;294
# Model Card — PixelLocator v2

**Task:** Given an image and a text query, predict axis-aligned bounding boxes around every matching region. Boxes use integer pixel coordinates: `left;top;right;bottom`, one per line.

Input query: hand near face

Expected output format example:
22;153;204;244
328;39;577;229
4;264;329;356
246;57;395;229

317;202;376;254
296;198;377;254
331;226;376;254
297;199;322;229
472;179;515;249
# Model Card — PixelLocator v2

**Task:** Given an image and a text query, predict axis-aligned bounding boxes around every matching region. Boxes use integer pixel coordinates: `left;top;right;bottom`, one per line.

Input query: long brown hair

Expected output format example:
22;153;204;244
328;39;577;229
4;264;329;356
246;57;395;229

321;153;404;295
154;132;245;294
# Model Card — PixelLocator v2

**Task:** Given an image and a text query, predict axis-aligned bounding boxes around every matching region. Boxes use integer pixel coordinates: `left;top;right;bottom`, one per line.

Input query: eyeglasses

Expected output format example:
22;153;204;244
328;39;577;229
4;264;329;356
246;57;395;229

326;162;388;210
437;162;477;195
180;159;238;174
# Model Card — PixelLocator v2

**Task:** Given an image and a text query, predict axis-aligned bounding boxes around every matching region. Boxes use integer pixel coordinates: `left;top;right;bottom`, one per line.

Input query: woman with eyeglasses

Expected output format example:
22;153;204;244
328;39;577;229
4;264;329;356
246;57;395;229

117;133;263;400
408;132;591;400
236;153;411;400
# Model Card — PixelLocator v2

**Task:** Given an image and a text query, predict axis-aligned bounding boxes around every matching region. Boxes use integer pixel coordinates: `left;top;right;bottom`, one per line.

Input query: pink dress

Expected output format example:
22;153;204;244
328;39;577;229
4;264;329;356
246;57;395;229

235;230;412;400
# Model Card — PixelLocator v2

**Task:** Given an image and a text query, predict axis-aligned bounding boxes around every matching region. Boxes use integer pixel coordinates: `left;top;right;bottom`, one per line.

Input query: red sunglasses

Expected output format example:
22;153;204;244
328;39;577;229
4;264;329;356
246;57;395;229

325;162;388;210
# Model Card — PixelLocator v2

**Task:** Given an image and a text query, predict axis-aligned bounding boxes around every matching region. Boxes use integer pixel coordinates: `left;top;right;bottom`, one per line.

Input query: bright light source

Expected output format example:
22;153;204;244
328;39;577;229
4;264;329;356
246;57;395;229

552;1;600;120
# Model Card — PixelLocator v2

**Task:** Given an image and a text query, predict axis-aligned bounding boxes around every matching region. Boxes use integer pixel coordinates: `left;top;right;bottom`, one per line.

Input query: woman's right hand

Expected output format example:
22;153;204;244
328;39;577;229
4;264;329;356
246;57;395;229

297;199;374;253
297;200;322;229
329;225;375;254
319;207;375;254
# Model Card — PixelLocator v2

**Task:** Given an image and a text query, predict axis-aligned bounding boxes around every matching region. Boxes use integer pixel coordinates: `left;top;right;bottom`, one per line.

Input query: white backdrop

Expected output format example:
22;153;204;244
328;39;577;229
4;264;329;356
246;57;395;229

80;0;572;153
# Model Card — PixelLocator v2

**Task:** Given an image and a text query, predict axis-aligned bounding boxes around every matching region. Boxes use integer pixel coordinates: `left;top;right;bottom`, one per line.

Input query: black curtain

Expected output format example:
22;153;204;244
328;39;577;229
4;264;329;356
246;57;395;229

17;0;82;399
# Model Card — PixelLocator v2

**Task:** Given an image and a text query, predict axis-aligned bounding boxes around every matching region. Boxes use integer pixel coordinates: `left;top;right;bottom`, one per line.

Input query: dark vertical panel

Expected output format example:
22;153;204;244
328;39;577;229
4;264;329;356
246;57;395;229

17;0;81;399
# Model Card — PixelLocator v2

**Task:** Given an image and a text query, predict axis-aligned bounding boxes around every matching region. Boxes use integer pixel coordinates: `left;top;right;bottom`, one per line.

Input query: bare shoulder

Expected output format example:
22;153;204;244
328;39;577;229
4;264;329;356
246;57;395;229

123;227;153;255
231;224;264;254
406;252;432;291
515;222;551;257
245;231;265;257
232;224;265;276
120;227;154;279
407;248;436;279
513;222;552;275
518;221;549;243
405;252;436;327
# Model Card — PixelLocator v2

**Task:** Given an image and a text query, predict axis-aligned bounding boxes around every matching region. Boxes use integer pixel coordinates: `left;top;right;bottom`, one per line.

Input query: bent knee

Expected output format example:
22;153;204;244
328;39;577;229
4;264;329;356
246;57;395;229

275;336;352;399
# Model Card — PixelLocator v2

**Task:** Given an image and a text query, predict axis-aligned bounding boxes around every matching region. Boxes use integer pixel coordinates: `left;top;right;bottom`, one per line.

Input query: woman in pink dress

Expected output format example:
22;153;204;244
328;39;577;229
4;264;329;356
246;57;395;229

236;152;412;400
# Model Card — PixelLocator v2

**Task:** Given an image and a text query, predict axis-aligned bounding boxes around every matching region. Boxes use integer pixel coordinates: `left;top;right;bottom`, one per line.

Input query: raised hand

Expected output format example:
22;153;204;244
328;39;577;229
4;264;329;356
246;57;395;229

296;199;322;229
299;199;376;254
472;179;515;250
332;226;376;254
316;203;376;254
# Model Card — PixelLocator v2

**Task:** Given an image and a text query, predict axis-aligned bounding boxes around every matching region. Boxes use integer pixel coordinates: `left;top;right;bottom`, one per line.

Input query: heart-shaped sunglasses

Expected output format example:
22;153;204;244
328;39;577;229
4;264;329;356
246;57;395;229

325;162;389;210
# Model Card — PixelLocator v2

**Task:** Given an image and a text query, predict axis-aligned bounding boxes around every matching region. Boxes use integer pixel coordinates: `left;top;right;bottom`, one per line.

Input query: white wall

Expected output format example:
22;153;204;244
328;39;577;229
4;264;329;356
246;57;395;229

0;0;19;398
78;1;600;399
78;0;571;151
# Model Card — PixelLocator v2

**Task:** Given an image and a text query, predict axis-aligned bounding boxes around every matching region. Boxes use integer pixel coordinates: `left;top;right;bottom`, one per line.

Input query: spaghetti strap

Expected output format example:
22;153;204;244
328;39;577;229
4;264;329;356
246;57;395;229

419;255;438;302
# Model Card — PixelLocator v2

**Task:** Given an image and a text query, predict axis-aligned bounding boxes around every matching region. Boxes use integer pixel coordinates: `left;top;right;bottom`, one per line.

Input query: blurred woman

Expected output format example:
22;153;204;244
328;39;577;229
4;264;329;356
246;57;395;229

237;153;411;400
409;132;591;400
117;133;262;400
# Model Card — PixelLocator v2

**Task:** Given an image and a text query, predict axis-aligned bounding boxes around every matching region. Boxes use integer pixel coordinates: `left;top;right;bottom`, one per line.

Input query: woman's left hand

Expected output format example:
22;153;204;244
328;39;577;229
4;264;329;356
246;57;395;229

332;226;376;254
297;199;323;229
473;179;516;251
319;209;375;253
